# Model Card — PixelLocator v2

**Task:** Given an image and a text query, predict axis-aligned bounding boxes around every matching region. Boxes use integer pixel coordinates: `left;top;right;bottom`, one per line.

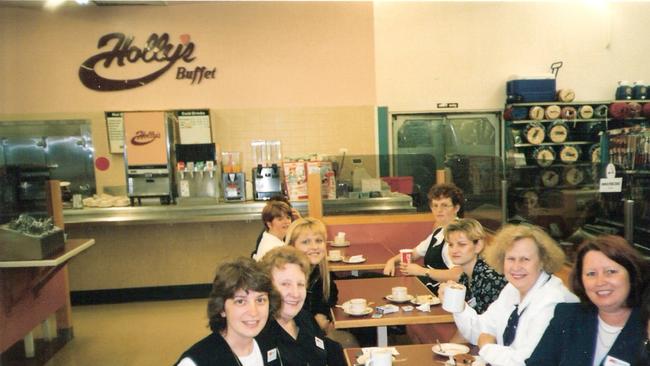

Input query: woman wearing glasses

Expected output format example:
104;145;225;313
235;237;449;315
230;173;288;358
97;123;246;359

445;224;578;366
526;235;647;366
383;183;464;291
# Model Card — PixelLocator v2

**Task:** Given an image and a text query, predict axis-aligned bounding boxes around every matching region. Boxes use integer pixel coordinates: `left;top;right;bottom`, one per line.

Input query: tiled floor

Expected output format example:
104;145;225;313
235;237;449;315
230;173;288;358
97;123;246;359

2;298;210;366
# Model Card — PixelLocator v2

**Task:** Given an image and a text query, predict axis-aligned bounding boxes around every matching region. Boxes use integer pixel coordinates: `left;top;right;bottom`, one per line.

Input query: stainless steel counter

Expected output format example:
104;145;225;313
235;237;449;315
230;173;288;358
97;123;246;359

63;194;415;225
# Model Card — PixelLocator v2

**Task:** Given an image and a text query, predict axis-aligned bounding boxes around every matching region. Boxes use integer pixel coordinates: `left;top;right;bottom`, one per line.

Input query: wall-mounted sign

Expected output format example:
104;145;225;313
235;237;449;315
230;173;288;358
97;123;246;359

79;33;217;91
105;112;124;154
177;110;212;144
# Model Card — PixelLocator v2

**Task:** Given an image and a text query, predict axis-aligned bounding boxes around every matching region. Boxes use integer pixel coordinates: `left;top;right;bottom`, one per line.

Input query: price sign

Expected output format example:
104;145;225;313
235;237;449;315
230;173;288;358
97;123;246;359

105;112;124;154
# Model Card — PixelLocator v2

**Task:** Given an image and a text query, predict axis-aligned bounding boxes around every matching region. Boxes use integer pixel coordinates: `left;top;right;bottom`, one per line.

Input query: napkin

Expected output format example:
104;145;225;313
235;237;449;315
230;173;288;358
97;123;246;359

416;302;431;312
348;255;364;261
376;304;399;314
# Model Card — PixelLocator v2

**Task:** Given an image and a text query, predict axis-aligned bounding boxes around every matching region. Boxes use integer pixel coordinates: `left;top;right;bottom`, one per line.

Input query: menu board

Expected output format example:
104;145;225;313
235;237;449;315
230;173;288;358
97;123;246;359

177;109;212;144
105;112;124;154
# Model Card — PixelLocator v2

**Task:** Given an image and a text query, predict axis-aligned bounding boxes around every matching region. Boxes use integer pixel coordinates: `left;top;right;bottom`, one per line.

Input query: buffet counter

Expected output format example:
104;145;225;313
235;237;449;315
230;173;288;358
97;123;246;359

63;194;415;225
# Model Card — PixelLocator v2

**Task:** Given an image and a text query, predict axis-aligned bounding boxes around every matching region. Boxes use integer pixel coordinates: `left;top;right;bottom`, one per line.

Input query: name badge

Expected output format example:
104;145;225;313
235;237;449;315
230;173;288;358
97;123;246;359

315;336;325;350
603;355;630;366
267;348;277;362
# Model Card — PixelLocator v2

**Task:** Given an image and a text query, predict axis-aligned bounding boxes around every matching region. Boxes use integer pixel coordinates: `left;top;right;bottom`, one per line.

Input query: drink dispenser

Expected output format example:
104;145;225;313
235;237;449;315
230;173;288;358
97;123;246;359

174;143;220;204
222;151;246;201
252;140;282;200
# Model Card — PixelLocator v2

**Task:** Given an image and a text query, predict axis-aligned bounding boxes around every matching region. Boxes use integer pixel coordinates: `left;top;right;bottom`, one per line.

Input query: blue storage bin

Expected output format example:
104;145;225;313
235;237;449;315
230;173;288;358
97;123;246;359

507;78;556;103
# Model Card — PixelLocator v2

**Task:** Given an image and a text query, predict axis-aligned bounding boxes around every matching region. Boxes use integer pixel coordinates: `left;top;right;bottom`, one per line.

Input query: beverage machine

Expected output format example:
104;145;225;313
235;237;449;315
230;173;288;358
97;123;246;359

222;151;245;201
251;140;282;200
175;143;220;204
123;111;175;205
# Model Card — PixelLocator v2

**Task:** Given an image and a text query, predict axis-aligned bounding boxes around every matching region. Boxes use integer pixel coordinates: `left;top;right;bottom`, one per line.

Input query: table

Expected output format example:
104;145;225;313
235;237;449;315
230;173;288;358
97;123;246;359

328;242;395;273
343;343;478;366
332;276;453;346
1;239;95;357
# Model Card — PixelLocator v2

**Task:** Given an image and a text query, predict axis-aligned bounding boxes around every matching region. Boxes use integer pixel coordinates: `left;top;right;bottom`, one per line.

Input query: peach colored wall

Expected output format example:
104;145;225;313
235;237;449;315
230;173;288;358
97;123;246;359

374;2;650;111
0;2;377;191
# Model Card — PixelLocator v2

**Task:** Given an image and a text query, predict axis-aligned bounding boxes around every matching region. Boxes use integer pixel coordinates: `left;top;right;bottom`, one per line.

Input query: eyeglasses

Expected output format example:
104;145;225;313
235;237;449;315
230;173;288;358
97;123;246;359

430;203;454;210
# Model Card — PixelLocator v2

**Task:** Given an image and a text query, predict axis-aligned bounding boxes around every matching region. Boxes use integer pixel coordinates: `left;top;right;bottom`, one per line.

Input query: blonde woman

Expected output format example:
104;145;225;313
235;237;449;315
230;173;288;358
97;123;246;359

443;224;578;366
285;217;337;332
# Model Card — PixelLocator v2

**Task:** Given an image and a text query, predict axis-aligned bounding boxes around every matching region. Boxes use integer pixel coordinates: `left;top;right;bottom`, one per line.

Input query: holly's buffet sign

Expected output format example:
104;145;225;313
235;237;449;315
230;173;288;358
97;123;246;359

79;32;216;91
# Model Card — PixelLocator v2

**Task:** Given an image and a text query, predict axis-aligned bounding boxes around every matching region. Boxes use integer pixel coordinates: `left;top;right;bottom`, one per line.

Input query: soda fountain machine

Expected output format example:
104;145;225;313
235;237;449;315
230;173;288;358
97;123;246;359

251;140;283;200
175;143;220;204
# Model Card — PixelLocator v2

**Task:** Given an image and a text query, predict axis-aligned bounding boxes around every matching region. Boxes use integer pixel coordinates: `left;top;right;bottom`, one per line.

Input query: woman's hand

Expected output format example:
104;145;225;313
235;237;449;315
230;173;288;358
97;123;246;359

477;333;497;348
383;259;396;276
399;262;426;276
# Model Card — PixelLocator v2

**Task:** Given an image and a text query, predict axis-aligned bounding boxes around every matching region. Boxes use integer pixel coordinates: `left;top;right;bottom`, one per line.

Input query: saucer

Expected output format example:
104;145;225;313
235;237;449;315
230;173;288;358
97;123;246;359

328;257;342;262
410;295;441;306
328;240;351;247
432;343;470;357
342;256;366;264
385;294;414;303
343;307;373;316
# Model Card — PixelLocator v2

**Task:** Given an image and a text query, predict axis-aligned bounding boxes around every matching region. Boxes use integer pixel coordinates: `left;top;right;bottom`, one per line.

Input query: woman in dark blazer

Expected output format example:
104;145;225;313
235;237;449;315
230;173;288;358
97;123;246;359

527;235;647;366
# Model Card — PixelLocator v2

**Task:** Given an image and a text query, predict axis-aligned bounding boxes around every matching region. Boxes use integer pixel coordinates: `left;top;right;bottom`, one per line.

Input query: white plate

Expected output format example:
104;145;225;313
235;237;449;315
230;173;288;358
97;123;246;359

410;295;441;306
342;256;366;264
342;306;373;316
328;240;351;247
432;343;470;357
385;294;414;303
356;354;396;365
328;257;342;262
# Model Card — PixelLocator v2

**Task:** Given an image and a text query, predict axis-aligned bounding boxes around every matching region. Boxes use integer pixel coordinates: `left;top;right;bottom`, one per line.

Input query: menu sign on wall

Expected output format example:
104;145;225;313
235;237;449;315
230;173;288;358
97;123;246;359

105;112;124;154
177;110;212;144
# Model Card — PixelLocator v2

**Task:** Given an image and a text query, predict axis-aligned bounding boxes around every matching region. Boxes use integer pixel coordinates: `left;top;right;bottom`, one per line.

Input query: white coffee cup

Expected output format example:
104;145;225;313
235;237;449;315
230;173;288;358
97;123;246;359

335;232;346;244
348;298;367;314
329;250;341;261
391;286;408;300
442;283;467;313
365;348;392;366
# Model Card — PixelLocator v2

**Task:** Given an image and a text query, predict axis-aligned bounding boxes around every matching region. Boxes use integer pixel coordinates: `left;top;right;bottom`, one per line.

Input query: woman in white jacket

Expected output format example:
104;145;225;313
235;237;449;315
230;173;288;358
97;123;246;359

440;224;578;366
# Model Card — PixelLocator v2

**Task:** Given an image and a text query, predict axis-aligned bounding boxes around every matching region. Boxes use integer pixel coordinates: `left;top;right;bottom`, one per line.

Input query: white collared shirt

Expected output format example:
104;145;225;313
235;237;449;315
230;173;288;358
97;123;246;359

414;228;455;268
253;232;285;261
453;271;579;366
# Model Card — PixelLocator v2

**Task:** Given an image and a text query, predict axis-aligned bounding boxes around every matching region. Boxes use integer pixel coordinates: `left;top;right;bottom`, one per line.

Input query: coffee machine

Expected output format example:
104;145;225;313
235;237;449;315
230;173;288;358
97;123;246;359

221;151;245;201
123;111;175;205
251;140;282;200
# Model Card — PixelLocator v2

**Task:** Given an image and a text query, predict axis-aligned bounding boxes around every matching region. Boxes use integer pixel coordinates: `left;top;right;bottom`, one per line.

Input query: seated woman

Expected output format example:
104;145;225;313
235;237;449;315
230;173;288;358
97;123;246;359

383;183;464;292
252;200;293;261
175;257;282;366
635;285;650;366
527;235;647;366
259;246;344;366
442;224;578;366
252;196;301;257
285;217;337;332
443;218;508;314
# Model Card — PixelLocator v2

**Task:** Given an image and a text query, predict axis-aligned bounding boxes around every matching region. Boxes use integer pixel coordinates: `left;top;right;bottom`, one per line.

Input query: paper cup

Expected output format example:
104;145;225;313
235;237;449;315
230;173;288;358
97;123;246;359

399;249;413;264
442;284;466;313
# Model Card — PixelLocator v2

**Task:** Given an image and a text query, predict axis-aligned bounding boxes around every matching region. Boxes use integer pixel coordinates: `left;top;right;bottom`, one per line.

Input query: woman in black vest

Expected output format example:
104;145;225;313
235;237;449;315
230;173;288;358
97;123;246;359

175;258;282;366
259;246;344;366
383;183;464;292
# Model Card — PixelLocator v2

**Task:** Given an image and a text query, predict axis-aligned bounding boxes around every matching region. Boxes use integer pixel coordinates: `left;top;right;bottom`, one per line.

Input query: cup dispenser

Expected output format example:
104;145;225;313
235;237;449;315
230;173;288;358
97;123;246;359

251;140;282;200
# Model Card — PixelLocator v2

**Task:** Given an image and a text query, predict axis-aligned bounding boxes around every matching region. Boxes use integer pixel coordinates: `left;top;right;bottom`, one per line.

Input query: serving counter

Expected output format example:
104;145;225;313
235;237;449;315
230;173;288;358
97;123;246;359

62;194;415;225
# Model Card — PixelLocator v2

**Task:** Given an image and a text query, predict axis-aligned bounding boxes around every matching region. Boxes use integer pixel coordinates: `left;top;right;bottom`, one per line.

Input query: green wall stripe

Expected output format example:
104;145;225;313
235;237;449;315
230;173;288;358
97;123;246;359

377;106;389;176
